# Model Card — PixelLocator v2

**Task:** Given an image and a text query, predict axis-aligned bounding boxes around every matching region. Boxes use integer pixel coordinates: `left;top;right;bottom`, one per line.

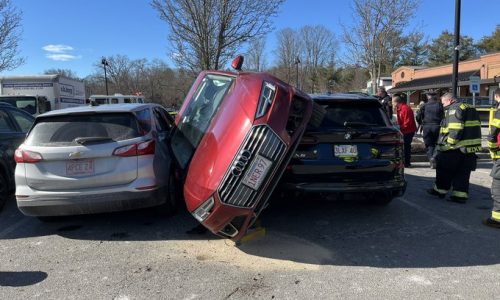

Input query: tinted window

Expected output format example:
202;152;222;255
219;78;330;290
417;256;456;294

316;101;387;129
135;108;152;133
153;107;173;132
0;110;15;132
0;96;37;114
9;109;35;132
25;113;141;147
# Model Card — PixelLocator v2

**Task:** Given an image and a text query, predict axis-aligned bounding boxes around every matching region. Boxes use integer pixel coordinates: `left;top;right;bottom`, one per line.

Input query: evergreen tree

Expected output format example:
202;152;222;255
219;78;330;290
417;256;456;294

477;25;500;54
427;30;479;66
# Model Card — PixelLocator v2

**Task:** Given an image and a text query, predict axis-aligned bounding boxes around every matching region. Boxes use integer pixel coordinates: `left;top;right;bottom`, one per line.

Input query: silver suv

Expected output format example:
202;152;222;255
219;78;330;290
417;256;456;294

15;103;177;217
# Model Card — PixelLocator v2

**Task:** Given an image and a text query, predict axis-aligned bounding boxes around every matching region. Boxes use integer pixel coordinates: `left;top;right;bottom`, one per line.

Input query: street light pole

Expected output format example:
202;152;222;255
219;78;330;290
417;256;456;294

101;57;109;96
294;56;301;89
452;0;461;98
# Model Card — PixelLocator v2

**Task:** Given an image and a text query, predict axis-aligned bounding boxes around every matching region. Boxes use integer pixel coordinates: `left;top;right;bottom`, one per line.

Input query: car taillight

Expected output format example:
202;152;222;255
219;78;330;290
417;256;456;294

376;133;403;144
113;140;155;157
137;140;155;155
14;149;43;163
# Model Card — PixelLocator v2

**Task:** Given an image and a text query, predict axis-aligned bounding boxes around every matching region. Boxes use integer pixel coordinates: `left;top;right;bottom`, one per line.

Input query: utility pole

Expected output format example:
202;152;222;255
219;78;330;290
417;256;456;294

294;56;301;89
452;0;461;98
101;57;109;96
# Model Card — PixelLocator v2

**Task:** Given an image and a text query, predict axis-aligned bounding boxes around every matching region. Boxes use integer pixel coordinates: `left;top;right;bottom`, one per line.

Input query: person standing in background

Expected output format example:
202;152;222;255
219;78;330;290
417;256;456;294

392;94;417;168
377;86;393;119
415;91;444;168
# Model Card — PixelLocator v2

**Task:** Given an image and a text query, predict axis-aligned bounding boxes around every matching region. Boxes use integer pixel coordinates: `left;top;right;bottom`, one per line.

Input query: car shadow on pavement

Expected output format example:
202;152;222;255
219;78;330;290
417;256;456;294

0;271;48;287
0;198;218;242
237;173;500;268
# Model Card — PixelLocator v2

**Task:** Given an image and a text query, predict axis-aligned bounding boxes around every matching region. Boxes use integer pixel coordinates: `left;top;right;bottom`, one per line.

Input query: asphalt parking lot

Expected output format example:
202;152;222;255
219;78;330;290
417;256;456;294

1;161;500;299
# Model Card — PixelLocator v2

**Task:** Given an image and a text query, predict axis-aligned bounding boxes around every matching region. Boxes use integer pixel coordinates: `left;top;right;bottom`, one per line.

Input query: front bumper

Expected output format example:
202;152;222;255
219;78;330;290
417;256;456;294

282;179;407;195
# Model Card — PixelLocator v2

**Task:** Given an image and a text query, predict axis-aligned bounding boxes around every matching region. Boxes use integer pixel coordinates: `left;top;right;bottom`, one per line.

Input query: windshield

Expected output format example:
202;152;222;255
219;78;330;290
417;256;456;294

313;101;387;130
0;96;37;115
25;113;142;147
171;74;234;169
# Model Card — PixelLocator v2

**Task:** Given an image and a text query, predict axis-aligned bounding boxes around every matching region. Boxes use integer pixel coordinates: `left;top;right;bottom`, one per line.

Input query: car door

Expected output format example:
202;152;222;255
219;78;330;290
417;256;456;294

152;106;174;183
0;108;33;185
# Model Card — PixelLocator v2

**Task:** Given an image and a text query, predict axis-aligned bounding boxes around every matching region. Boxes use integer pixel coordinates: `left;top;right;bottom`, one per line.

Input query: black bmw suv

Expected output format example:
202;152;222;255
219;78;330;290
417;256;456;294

282;93;406;204
0;103;34;209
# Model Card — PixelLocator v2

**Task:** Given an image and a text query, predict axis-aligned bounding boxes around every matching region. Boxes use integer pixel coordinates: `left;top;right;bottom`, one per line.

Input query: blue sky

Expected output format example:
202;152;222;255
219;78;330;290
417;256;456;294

5;0;500;78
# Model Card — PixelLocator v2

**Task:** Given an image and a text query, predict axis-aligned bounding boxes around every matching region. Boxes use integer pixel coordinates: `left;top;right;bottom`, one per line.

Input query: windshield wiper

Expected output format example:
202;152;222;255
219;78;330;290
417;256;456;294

343;121;377;128
74;137;113;145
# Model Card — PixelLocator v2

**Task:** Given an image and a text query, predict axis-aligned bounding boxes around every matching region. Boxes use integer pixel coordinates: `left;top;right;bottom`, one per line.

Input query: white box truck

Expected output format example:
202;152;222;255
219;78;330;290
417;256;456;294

0;75;86;115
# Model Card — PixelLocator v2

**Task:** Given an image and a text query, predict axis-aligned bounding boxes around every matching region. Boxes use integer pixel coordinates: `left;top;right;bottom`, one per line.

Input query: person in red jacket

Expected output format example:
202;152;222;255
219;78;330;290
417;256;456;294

393;94;417;167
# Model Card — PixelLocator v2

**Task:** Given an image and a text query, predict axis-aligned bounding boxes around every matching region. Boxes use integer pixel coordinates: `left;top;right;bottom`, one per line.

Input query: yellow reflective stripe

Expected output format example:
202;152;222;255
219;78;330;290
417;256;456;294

447;122;464;130
447;137;458;144
438;144;452;151
451;191;468;198
488;141;498;148
492;211;500;221
455;139;482;147
490;151;500;159
464;120;481;127
459;103;470;110
433;184;448;195
490;118;500;128
440;127;449;134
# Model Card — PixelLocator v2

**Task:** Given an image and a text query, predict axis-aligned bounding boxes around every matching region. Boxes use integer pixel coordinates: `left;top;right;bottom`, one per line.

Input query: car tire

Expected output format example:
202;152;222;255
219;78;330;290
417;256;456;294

0;172;8;211
157;171;179;216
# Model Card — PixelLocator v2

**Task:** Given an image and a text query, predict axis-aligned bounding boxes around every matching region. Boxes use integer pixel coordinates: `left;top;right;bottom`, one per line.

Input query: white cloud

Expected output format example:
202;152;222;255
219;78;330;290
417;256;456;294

42;44;81;61
46;54;81;61
42;44;74;53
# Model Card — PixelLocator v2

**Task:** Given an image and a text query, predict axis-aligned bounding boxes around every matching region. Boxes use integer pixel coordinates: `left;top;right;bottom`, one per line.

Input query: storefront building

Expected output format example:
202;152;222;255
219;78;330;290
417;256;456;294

389;52;500;107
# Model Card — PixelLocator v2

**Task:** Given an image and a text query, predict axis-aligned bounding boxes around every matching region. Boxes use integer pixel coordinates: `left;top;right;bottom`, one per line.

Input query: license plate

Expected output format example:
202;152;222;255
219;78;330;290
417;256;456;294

334;145;358;157
241;155;272;191
66;159;95;176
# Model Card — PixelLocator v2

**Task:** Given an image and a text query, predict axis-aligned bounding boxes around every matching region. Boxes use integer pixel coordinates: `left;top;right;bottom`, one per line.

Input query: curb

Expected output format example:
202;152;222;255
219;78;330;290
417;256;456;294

411;153;491;163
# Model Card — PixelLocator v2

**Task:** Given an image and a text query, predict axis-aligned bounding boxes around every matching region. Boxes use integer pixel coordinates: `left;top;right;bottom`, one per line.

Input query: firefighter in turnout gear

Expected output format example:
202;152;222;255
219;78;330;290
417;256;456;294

427;92;482;203
484;88;500;228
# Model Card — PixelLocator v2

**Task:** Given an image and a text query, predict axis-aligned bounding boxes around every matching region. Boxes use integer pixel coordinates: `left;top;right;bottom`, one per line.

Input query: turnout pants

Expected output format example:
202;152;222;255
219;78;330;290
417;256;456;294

490;161;500;221
434;150;477;199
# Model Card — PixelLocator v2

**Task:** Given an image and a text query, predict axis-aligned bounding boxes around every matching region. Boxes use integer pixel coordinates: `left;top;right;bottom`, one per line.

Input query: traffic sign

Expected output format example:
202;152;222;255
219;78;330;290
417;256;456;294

469;76;480;93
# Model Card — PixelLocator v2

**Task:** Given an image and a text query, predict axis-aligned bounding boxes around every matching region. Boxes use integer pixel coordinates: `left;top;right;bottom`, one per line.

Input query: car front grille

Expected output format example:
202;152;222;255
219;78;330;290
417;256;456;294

218;125;286;208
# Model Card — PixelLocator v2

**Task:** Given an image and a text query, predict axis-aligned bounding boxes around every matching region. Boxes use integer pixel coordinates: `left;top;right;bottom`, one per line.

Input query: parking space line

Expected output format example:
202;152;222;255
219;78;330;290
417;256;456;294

0;217;31;239
399;197;471;233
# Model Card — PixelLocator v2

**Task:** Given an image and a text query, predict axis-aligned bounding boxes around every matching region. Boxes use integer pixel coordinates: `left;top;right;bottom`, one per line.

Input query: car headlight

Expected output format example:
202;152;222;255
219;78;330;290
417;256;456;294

255;81;277;119
192;196;215;222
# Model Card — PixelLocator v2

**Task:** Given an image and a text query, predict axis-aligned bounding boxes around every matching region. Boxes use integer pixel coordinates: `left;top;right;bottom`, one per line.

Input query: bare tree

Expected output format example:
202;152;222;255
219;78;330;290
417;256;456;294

246;37;267;71
85;56;193;108
151;0;284;71
0;0;24;71
44;68;79;80
300;25;337;93
342;0;419;94
275;28;302;84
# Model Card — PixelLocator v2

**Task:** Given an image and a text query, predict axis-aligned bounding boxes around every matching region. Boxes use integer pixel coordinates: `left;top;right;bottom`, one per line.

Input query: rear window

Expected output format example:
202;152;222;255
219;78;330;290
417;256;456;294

25;113;142;147
315;101;387;129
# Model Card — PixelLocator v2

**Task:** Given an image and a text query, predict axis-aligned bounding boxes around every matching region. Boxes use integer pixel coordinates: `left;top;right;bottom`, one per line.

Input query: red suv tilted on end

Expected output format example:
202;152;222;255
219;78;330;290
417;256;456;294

171;60;312;240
